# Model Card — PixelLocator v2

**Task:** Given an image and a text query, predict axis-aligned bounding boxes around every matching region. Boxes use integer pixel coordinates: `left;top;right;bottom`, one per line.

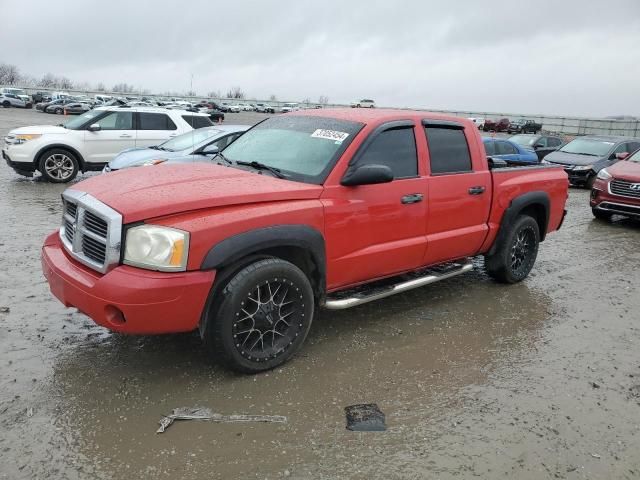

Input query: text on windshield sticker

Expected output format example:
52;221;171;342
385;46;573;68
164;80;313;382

311;129;349;142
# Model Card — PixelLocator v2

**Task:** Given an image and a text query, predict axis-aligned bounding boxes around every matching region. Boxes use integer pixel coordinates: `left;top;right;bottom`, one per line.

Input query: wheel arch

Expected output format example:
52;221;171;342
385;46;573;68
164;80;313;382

201;225;327;299
35;144;86;171
488;191;550;256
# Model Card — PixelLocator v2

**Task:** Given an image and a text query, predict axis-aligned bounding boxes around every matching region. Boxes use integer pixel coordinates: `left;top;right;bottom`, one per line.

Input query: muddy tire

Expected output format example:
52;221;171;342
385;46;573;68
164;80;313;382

39;149;79;183
592;208;612;221
484;215;540;284
203;258;314;373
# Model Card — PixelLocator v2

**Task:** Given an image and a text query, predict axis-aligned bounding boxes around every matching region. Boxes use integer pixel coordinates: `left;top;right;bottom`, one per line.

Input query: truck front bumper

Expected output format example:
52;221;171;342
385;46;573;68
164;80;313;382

41;232;215;334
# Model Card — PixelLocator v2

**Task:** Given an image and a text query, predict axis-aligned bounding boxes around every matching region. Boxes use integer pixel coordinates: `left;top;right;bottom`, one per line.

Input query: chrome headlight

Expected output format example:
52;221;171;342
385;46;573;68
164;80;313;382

9;134;42;145
597;168;612;180
572;164;593;171
124;225;189;272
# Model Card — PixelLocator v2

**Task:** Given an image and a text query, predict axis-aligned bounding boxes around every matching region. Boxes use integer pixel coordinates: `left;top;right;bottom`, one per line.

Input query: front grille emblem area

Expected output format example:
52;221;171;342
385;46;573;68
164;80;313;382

630;183;640;192
59;190;122;274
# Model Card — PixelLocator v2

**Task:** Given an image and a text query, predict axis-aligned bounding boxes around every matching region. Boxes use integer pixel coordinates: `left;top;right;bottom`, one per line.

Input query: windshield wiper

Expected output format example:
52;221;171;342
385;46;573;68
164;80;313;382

560;150;598;156
213;151;232;164
236;160;286;179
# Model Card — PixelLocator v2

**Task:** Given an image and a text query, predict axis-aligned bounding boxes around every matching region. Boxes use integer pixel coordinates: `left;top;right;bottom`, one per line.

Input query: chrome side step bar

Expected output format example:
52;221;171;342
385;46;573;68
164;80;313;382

324;259;473;310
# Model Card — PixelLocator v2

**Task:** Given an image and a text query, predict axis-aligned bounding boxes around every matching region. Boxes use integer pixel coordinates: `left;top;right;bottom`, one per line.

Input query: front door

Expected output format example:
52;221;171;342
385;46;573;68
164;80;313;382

83;111;135;164
322;122;428;289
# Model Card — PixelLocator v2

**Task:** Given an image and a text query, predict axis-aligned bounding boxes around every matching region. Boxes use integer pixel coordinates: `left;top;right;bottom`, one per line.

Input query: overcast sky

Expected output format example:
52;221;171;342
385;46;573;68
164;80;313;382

3;0;640;116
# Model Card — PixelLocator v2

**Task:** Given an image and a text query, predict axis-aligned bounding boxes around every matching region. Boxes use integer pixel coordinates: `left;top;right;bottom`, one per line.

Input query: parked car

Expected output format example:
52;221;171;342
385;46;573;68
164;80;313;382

227;104;242;113
217;103;230;113
43;99;81;114
483;118;510;132
280;103;300;113
509;134;564;160
0;92;32;109
542;135;640;187
57;102;92;115
255;103;275;113
590;149;640;220
103;125;249;172
507;119;542;134
350;99;375;108
94;94;113;105
482;137;539;164
37;98;71;112
0;87;31;104
467;117;485;130
241;104;254;111
202;108;225;123
40;109;568;373
2;106;213;182
32;91;52;103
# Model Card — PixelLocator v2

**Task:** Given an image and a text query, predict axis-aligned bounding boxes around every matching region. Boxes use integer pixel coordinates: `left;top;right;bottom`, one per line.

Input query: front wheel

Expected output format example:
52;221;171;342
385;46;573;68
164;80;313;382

39;149;79;183
484;215;540;284
2;101;10;108
203;258;315;373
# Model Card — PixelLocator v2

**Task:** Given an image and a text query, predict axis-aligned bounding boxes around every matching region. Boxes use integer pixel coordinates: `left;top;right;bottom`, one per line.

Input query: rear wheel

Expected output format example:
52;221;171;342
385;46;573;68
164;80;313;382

485;215;540;284
54;107;63;114
592;208;612;221
203;258;314;373
2;101;10;108
39;149;79;183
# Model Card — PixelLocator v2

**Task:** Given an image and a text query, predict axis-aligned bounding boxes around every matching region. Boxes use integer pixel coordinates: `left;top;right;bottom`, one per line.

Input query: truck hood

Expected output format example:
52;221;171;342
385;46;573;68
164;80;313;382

608;160;640;182
10;125;68;135
74;163;324;223
544;150;603;166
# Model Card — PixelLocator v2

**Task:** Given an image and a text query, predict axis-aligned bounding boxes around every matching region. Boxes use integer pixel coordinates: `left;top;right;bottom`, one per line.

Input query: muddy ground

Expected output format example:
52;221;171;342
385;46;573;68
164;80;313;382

0;108;639;479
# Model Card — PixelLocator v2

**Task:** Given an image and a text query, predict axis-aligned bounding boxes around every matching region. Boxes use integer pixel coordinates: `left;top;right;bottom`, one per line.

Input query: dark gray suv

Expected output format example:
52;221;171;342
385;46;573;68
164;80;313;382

542;135;640;187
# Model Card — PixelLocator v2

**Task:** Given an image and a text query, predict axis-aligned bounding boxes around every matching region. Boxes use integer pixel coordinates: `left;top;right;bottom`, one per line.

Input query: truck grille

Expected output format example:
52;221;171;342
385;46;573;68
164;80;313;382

59;190;122;273
610;179;640;199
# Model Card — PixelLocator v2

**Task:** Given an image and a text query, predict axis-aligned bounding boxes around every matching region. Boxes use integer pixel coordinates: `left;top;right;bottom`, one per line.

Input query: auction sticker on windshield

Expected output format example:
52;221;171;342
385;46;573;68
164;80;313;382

311;129;350;142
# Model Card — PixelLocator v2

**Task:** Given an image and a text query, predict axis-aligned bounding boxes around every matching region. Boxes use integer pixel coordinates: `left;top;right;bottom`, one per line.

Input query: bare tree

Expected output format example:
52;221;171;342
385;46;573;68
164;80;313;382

207;90;222;99
269;94;277;102
95;82;106;92
58;77;73;89
39;73;57;88
226;86;246;99
113;83;135;93
318;95;329;105
0;63;21;85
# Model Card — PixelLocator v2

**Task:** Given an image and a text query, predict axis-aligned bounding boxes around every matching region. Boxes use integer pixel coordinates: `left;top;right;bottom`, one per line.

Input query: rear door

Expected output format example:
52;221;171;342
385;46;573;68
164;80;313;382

422;121;491;265
322;121;428;287
83;111;135;164
135;112;179;147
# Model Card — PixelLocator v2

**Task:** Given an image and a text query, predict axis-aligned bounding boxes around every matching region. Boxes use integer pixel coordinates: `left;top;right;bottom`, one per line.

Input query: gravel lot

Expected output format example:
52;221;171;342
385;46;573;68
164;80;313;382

1;107;639;480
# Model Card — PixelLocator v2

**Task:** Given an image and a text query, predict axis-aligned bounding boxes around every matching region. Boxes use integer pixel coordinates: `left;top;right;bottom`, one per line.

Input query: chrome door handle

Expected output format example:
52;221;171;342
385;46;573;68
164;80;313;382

119;134;132;138
468;186;485;195
401;193;424;204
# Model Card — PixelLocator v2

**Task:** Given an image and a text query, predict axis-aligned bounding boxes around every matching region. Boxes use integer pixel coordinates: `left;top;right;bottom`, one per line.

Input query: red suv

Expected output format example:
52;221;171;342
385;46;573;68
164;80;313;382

591;150;640;220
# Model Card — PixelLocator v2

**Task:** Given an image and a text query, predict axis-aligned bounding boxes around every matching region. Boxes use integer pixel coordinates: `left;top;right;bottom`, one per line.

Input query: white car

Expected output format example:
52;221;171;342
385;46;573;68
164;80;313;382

0;87;31;104
227;104;242;113
2;106;212;183
0;92;32;109
350;99;375;108
280;103;300;113
467;117;485;130
255;103;275;113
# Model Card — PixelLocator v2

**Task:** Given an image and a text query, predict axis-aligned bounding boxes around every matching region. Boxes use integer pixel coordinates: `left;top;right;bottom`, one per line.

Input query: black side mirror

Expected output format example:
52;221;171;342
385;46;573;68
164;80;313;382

87;123;101;132
341;164;394;186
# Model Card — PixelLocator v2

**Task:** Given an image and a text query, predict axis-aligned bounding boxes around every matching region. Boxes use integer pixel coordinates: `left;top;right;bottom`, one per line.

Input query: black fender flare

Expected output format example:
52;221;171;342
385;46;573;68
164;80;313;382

488;191;550;256
35;144;86;171
201;224;326;288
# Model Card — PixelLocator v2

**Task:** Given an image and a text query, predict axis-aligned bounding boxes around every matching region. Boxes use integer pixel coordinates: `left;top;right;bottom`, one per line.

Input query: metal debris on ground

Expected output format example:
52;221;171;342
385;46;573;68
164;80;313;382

156;407;287;433
345;403;386;431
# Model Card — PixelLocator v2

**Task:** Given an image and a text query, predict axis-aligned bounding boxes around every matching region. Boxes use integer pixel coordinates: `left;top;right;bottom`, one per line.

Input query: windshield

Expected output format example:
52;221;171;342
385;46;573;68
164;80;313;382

510;135;536;147
62;110;104;130
159;128;222;152
628;150;640;163
559;138;614;156
222;116;364;184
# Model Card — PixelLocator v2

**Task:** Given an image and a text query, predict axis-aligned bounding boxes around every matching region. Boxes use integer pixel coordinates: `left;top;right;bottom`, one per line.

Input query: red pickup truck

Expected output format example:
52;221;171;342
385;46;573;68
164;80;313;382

42;109;568;372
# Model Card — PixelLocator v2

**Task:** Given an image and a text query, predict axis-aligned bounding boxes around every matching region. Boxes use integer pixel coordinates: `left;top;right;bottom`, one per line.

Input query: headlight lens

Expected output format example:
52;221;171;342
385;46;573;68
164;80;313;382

142;158;168;166
597;168;612;180
124;225;189;271
573;164;593;171
12;134;42;144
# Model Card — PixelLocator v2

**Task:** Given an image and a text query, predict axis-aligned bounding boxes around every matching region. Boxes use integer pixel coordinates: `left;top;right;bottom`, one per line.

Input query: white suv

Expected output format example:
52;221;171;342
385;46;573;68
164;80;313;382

350;99;375;108
3;106;212;182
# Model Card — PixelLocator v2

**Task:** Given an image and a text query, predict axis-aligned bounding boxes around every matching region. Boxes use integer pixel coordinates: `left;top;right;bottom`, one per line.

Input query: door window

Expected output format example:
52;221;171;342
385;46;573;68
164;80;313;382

138;112;177;130
496;141;517;155
535;137;549;148
182;115;214;129
547;137;562;147
483;141;496;156
94;111;133;130
357;127;417;178
425;127;472;174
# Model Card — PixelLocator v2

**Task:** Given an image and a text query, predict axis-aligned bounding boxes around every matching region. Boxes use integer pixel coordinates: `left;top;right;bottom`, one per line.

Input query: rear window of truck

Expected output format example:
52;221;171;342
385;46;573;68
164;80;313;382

425;127;472;174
